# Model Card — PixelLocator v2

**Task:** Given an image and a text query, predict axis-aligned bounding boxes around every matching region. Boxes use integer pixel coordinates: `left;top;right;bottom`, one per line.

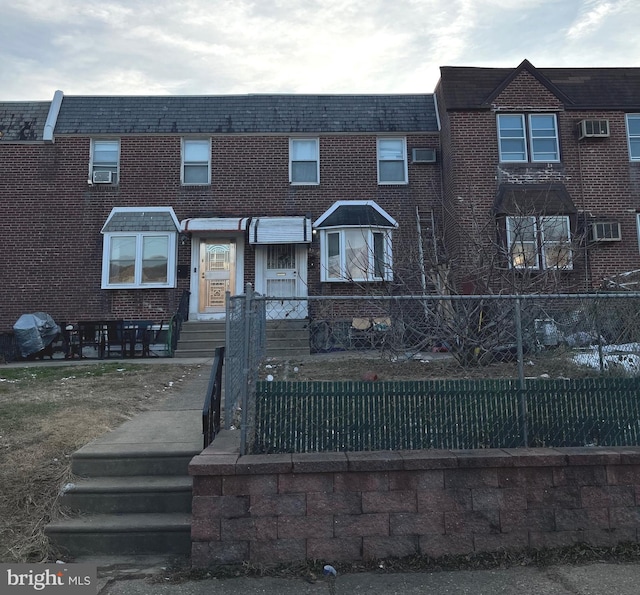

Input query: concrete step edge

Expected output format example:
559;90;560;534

46;513;191;533
63;476;192;494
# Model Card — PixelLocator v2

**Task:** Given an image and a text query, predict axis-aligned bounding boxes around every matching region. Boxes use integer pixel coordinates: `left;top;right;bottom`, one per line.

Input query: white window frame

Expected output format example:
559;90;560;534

90;139;120;183
626;114;640;161
318;227;393;282
377;137;408;184
506;215;572;270
182;138;211;185
497;114;560;163
289;138;319;185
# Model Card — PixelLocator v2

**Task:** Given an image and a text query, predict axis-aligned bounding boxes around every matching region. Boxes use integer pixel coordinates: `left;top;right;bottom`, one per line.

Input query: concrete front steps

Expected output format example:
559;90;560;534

173;319;310;358
45;409;202;558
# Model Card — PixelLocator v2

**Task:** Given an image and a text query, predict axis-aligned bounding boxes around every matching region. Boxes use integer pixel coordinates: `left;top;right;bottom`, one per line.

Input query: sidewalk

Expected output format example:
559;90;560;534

16;356;640;594
101;561;640;594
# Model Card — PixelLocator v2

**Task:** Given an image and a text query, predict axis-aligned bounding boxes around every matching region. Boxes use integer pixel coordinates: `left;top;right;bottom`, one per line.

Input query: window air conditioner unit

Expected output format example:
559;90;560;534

578;119;610;140
591;221;621;242
92;170;113;184
411;148;436;163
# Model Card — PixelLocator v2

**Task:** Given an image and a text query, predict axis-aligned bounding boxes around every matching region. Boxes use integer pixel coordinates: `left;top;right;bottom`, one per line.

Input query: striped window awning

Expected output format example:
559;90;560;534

249;216;312;244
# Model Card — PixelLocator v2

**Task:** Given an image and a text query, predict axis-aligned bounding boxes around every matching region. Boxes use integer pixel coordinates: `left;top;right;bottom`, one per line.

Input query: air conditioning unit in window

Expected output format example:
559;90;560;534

92;170;113;184
591;221;621;242
578;119;610;140
411;148;437;163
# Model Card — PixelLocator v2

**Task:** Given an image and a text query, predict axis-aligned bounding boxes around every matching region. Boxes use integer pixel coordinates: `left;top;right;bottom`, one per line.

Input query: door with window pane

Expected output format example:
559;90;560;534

198;240;235;313
257;244;308;319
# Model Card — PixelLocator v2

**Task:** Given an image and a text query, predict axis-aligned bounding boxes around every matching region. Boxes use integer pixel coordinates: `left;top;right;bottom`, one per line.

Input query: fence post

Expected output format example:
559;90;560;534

224;290;232;429
240;283;253;456
515;297;528;447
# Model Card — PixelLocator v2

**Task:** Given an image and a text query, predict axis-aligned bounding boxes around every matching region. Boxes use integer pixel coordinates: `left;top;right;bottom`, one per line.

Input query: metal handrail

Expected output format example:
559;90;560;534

167;289;190;356
202;346;225;448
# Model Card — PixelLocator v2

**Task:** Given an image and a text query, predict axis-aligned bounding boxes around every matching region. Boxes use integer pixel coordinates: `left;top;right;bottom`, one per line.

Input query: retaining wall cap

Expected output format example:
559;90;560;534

292;452;349;473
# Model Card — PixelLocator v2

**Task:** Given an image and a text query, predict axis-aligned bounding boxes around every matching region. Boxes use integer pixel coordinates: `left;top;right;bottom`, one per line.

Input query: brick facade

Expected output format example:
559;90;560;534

436;63;640;294
190;433;640;566
0;130;440;329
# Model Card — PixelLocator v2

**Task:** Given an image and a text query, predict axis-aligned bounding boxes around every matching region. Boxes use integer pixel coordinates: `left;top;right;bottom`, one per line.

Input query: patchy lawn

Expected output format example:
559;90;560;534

0;362;204;563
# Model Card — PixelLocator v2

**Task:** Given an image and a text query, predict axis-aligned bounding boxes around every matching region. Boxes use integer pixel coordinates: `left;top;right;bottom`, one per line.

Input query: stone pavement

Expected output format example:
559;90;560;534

99;561;640;594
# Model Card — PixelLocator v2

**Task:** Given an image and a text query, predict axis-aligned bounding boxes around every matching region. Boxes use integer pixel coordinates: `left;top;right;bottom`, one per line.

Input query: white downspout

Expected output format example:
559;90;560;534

43;90;64;143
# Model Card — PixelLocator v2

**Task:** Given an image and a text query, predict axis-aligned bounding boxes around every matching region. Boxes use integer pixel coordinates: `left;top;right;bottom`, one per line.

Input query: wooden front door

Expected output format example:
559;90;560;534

198;240;235;314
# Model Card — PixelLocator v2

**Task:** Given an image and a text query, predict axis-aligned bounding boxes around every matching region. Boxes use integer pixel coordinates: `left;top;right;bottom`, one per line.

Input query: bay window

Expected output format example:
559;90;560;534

101;207;179;289
506;215;572;270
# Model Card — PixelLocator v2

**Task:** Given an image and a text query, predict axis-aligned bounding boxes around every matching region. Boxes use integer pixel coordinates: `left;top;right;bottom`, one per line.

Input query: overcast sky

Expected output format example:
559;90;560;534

1;0;639;100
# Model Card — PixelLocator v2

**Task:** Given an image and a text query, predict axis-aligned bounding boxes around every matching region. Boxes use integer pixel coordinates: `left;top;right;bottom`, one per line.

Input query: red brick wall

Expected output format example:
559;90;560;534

190;437;640;565
436;70;640;293
0;133;441;329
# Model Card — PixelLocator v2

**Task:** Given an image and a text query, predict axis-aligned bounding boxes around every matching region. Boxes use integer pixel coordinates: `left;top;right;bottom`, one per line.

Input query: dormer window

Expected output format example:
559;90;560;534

497;114;560;163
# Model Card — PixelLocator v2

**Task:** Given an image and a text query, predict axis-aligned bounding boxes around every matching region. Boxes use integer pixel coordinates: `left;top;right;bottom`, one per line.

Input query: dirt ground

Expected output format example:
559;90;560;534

262;347;594;382
0;362;203;563
0;349;593;564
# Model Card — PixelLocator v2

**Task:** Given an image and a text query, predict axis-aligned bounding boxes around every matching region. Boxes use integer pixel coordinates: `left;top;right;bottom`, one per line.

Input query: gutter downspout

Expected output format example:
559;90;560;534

43;90;63;144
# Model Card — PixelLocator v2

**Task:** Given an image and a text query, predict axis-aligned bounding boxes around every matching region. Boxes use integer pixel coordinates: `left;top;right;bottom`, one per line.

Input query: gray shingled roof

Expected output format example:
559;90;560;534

54;94;437;135
0;102;50;141
439;64;640;111
102;210;178;233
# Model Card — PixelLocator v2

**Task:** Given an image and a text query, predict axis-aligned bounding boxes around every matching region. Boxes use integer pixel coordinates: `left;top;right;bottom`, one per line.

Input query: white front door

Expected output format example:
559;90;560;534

256;244;308;319
198;239;236;314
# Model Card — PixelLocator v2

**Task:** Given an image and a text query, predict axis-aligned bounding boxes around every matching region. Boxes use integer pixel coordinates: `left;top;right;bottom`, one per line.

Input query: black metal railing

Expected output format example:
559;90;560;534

167;289;190;356
202;346;225;448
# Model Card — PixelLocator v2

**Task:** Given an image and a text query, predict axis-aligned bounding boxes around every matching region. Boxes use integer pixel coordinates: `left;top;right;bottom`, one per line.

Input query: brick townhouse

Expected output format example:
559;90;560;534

435;59;640;294
2;60;640;341
0;94;440;335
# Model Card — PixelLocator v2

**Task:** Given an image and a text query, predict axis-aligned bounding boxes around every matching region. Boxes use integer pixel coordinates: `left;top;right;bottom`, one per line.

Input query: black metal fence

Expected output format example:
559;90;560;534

202;346;225;449
168;289;190;357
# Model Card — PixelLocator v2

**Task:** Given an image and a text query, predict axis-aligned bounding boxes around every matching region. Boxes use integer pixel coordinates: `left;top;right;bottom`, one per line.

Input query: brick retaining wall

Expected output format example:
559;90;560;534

189;431;640;567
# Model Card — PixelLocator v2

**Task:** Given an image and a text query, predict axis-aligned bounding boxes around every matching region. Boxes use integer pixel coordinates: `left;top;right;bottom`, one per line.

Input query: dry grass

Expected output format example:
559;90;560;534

0;362;204;563
0;349;599;565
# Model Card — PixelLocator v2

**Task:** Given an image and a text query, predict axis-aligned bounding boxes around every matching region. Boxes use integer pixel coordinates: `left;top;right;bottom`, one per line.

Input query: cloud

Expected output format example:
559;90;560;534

1;0;640;100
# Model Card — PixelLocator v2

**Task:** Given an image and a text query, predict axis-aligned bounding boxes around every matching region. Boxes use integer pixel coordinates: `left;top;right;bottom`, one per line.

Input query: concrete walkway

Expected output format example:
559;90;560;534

9;356;640;593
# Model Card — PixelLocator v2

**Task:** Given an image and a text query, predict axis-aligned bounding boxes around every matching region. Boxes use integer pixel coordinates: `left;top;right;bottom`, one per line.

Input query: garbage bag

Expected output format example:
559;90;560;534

13;312;61;358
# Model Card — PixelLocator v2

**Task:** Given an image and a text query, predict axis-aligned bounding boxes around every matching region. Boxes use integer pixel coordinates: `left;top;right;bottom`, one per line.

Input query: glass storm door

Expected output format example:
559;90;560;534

261;244;308;319
198;240;235;313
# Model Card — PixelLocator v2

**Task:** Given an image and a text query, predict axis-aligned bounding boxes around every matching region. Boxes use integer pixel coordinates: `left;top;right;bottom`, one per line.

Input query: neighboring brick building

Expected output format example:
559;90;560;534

0;94;440;329
435;59;640;293
2;59;640;332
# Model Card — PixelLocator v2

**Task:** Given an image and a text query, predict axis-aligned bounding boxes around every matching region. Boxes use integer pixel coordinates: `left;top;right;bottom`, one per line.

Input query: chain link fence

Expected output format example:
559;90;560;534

224;285;266;454
229;292;640;453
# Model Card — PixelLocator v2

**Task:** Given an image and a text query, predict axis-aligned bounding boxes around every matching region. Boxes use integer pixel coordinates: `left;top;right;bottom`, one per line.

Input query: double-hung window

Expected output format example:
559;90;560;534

497;114;560;162
626;115;640;160
91;139;119;184
182;139;211;185
290;138;319;184
101;207;179;289
377;137;408;184
506;215;572;270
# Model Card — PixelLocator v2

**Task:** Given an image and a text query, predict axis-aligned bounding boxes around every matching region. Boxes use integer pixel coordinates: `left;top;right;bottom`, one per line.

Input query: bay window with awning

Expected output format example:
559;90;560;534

494;184;576;270
101;207;180;289
314;201;397;282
